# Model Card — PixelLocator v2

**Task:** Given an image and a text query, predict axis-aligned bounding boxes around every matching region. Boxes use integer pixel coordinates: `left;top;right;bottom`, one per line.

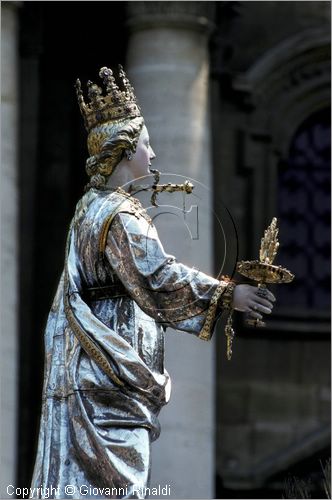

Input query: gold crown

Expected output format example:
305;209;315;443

75;65;142;132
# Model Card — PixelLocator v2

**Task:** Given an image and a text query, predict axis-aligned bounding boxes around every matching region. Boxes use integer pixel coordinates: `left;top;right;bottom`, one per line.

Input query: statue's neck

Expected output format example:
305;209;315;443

105;163;131;191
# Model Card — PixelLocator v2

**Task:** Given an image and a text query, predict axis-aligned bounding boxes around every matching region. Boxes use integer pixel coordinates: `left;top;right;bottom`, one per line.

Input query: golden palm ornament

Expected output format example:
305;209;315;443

237;217;295;328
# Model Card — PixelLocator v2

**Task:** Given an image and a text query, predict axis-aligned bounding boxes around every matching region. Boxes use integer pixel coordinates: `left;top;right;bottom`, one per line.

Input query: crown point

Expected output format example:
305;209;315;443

75;78;87;114
99;66;113;78
99;66;119;97
75;79;83;95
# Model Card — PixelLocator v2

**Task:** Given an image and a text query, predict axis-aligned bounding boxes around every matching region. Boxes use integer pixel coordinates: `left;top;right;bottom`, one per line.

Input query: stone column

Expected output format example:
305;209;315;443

1;2;20;497
126;3;216;498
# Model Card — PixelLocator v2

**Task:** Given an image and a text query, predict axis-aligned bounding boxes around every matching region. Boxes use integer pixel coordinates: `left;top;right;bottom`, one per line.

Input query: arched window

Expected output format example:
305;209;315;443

277;108;330;312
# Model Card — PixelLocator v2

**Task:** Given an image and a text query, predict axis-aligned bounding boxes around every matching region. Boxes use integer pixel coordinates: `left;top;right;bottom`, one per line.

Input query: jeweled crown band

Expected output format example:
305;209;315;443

75;65;142;132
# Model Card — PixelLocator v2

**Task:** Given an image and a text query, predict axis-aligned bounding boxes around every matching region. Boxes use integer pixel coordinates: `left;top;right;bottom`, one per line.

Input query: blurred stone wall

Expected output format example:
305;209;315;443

211;1;331;495
1;3;19;497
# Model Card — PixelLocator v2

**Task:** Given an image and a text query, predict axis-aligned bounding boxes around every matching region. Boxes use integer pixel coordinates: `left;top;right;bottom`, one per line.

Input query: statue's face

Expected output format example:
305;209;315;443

130;125;156;179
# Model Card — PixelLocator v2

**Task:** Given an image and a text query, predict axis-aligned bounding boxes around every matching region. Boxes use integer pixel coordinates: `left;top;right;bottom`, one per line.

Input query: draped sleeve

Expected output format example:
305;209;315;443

105;210;230;341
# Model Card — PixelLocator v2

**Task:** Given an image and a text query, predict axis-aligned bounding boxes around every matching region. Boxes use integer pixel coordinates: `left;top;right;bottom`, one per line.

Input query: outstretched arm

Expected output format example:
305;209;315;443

105;211;275;338
105;211;230;339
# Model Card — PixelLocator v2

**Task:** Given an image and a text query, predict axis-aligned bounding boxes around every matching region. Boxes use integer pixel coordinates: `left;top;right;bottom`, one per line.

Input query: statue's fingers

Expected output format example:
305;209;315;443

265;290;276;302
254;296;274;309
250;300;272;315
256;303;272;314
256;287;276;302
247;310;263;320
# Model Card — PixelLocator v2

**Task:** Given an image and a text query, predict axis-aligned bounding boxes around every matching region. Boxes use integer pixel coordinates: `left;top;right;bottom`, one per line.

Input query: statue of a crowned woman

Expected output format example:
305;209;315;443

30;66;275;499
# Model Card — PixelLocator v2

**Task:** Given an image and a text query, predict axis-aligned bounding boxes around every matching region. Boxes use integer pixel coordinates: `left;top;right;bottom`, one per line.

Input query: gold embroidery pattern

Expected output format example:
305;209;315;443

64;291;124;387
199;282;228;341
99;189;152;257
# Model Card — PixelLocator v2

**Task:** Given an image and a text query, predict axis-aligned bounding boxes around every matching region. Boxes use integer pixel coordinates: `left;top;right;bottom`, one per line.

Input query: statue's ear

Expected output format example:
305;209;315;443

125;150;133;161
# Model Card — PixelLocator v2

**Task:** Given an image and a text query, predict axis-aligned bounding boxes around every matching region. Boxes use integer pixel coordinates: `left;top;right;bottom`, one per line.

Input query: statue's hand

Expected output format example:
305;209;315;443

232;284;276;319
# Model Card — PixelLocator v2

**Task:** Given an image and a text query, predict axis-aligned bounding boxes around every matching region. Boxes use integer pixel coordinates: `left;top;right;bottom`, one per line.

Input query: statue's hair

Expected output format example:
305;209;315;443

85;116;144;190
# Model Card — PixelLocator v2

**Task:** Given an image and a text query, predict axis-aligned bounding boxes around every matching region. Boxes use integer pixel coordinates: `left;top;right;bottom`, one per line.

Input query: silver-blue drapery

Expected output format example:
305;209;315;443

31;188;226;499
